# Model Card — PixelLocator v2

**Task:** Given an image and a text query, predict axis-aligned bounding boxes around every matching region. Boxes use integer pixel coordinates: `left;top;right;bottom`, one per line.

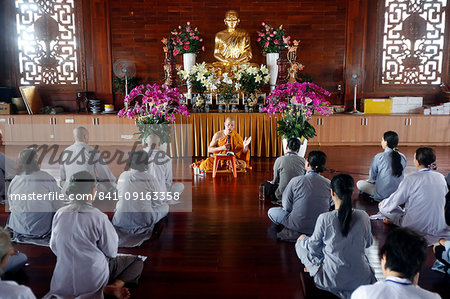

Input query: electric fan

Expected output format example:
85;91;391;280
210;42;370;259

346;67;365;115
113;59;136;96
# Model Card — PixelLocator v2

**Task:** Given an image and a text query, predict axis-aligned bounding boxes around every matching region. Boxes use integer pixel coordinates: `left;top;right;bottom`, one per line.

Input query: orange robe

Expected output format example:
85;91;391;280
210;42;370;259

198;130;251;172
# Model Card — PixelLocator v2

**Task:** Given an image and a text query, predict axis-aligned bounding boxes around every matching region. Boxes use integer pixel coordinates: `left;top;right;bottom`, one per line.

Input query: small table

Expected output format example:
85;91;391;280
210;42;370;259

212;155;237;178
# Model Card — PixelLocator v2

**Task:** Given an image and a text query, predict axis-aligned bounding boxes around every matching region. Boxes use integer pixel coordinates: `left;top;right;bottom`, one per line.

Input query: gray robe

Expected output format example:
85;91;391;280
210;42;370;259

270;152;305;200
282;171;331;234
296;209;376;299
368;148;406;201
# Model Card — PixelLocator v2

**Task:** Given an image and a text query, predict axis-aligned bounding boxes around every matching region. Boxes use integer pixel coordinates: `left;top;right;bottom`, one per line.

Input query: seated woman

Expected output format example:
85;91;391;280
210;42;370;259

352;228;440;299
7;148;63;239
45;171;144;299
357;131;406;201
379;146;449;244
268;151;330;238
112;150;169;234
296;174;376;298
0;228;35;298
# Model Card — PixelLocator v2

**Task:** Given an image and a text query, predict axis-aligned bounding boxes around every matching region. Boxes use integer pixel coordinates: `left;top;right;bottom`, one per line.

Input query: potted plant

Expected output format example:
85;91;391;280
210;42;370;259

217;73;237;112
263;82;332;157
234;64;270;109
117;84;190;149
257;22;290;90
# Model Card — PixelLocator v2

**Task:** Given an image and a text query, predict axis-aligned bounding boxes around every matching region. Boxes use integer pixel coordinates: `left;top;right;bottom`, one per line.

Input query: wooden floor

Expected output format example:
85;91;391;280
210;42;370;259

1;145;449;298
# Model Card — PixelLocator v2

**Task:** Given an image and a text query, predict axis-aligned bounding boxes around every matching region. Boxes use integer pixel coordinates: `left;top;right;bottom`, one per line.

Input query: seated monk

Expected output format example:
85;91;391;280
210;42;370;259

194;117;251;172
211;10;254;75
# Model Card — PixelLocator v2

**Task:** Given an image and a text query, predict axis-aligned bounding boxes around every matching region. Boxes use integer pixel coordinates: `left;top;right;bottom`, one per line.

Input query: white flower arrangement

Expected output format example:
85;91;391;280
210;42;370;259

235;64;270;94
178;62;217;93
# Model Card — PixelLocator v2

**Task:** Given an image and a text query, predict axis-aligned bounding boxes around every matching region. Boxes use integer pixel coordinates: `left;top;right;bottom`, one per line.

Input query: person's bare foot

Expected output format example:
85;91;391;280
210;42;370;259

383;217;393;225
104;285;130;299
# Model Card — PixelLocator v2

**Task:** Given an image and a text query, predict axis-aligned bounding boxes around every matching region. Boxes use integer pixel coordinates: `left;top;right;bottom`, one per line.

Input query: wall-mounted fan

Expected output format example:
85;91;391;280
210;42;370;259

113;59;136;96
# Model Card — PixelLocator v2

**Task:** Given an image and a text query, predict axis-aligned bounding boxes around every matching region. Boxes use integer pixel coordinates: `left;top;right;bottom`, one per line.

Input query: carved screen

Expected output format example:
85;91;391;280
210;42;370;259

381;0;447;85
15;0;84;87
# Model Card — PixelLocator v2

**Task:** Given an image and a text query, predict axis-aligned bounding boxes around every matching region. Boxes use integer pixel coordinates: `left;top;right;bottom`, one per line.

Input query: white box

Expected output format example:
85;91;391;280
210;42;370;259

423;108;431;115
443;106;450;115
390;96;409;105
443;102;450;108
407;97;423;105
392;105;409;114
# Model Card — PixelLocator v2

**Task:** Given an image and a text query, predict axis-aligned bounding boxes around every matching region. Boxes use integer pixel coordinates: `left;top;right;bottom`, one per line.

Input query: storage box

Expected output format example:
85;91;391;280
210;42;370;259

389;96;423;114
364;98;392;114
0;103;11;114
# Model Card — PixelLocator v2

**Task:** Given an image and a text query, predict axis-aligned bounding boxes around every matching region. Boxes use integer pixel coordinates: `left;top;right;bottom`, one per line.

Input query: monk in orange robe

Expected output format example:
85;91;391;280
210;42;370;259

194;117;252;172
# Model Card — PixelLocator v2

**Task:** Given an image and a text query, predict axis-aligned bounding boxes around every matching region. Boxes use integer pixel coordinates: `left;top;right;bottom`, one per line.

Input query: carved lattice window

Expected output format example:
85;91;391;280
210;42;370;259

381;0;447;85
15;0;84;87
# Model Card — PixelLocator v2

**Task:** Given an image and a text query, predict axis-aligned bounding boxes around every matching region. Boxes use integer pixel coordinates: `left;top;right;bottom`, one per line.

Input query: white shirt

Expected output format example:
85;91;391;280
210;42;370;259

60;142;116;194
112;169;169;234
146;149;171;192
0;279;36;299
45;203;118;298
379;169;450;243
351;276;441;299
7;170;63;237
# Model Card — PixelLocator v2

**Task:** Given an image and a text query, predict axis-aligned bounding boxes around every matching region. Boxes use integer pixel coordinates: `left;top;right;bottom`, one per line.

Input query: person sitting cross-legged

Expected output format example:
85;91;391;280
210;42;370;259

352;227;441;299
260;138;305;205
0;228;35;299
268;151;331;240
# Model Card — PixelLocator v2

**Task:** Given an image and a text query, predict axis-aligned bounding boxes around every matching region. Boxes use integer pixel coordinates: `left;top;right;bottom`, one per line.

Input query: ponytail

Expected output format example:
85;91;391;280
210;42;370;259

331;174;354;237
383;131;403;177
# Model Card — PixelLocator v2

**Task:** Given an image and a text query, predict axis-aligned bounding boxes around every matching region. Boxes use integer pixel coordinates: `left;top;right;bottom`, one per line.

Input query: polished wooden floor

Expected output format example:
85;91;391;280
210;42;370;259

1;146;449;298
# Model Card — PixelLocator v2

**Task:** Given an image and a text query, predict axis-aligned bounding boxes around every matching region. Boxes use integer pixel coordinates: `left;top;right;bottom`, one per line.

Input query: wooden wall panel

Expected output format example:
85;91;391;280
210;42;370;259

109;0;347;105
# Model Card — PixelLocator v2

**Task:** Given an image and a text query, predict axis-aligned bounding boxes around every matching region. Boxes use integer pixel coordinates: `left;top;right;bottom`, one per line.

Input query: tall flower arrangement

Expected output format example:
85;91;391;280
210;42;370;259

178;62;217;94
257;22;290;53
117;84;190;143
217;73;236;105
263;82;332;140
171;22;205;56
234;64;270;94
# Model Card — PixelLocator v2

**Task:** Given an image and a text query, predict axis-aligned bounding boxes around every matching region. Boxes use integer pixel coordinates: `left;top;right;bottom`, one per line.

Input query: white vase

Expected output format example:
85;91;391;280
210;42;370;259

183;53;196;97
266;52;279;91
282;137;308;158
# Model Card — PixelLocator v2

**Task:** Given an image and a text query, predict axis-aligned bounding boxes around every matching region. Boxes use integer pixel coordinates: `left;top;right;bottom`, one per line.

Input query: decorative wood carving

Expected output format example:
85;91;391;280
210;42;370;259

381;0;447;85
15;0;85;89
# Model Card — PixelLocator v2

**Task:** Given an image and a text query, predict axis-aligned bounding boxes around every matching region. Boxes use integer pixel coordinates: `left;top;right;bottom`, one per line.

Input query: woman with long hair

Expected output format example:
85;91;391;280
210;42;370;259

296;174;376;298
357;131;406;201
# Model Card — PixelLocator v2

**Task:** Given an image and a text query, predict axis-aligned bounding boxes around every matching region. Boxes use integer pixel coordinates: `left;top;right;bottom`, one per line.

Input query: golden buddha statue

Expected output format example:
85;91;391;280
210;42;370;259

212;10;253;74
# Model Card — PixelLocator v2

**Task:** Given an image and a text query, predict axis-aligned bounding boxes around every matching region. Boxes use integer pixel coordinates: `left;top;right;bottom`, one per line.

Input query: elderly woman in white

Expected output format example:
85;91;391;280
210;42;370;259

0;228;35;299
45;171;144;299
112;150;169;234
7;148;63;239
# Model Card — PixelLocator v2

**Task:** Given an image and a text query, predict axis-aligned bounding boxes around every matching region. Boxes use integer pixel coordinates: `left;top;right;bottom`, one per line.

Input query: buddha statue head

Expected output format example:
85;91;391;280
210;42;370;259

224;10;239;32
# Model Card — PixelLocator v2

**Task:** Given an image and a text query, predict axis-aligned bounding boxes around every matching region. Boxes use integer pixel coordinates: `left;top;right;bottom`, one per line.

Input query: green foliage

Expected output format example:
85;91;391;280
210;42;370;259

114;76;141;96
217;82;236;104
135;116;171;144
276;108;316;140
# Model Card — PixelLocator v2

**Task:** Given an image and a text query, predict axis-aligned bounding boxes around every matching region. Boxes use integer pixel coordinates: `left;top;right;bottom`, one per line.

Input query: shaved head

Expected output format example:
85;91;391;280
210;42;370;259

73;126;89;142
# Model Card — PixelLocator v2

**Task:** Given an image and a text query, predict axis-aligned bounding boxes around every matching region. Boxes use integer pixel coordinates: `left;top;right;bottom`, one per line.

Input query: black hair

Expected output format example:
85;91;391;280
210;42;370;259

380;227;427;281
16;148;40;175
331;173;354;237
307;151;327;173
66;171;96;196
415;146;436;168
287;138;301;152
125;150;149;172
383;131;403;177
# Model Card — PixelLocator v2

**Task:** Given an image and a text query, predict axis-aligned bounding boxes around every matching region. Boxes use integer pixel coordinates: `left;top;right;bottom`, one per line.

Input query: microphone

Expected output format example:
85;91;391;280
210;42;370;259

227;135;231;143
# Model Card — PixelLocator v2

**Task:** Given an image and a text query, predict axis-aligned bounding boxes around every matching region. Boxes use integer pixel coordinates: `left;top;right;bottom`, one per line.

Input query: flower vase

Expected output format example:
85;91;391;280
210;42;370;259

282;137;308;158
183;53;196;97
266;52;279;91
225;103;231;112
